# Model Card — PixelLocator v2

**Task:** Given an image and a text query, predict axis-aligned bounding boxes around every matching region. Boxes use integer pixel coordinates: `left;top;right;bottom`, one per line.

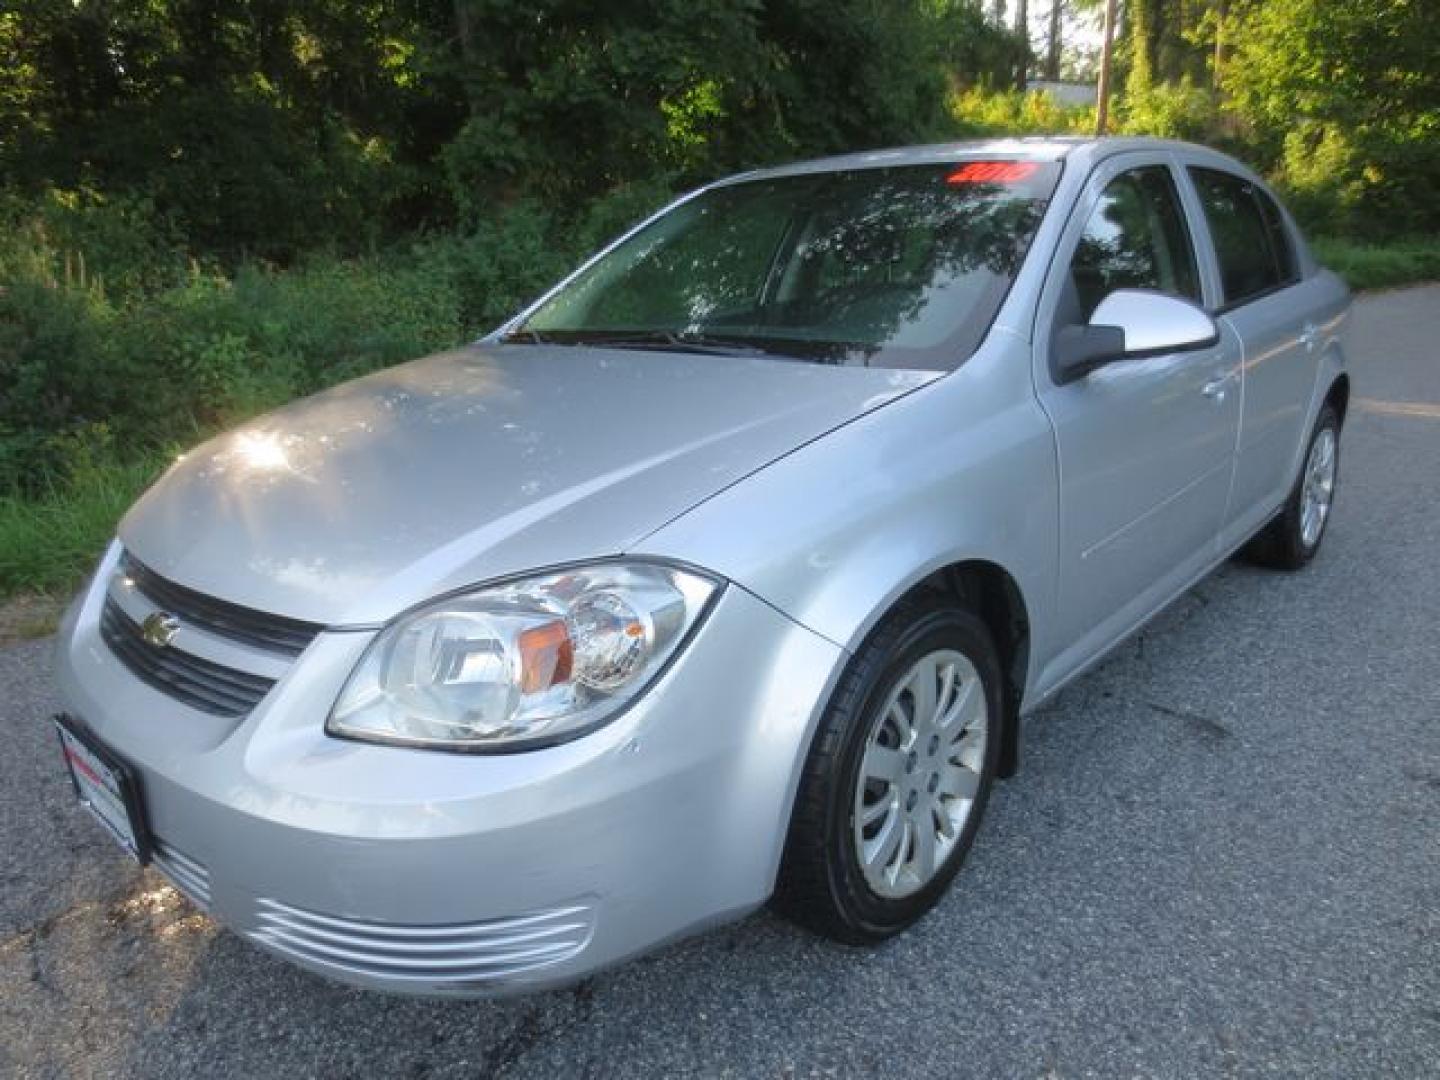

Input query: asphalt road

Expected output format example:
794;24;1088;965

3;286;1437;1080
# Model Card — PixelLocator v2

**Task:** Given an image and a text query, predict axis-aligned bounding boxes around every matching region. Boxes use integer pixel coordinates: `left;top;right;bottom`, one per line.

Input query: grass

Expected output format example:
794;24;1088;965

0;454;167;598
1312;236;1440;292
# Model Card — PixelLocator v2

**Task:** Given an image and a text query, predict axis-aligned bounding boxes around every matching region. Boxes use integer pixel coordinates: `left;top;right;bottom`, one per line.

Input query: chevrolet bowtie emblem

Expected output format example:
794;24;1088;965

140;611;181;648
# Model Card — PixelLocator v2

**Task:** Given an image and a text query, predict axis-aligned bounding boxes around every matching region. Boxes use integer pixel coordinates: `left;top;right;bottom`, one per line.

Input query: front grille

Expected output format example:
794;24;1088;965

101;599;276;717
121;554;322;658
248;898;596;987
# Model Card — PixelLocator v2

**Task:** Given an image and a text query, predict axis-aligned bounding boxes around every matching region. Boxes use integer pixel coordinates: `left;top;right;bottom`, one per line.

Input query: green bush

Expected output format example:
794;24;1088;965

0;280;115;491
0;246;468;497
225;258;465;389
0;190;188;301
1223;0;1440;241
949;88;1093;138
573;179;678;256
1311;236;1440;292
420;205;573;335
1274;124;1440;240
1118;79;1225;143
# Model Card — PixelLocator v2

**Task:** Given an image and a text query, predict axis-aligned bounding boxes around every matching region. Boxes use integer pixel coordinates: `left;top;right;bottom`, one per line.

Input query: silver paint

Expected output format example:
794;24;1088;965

1089;288;1219;356
119;347;934;625
55;137;1350;996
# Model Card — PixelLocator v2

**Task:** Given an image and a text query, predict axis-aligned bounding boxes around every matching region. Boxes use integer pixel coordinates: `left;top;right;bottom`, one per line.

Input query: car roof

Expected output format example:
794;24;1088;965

719;136;1233;185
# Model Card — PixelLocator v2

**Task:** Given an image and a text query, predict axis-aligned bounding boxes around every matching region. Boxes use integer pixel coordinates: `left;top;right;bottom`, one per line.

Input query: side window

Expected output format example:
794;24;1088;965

1253;185;1299;284
1068;166;1201;321
1189;167;1295;307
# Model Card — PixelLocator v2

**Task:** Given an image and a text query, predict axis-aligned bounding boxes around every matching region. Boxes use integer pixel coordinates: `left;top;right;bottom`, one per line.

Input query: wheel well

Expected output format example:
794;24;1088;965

1326;374;1351;427
913;560;1030;779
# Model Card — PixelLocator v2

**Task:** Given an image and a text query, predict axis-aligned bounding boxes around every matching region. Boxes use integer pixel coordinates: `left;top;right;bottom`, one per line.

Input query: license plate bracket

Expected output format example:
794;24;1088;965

54;714;151;865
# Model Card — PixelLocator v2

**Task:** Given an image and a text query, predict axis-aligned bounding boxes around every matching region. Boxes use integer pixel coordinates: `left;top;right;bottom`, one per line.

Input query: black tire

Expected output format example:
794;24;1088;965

772;598;1003;944
1242;403;1341;570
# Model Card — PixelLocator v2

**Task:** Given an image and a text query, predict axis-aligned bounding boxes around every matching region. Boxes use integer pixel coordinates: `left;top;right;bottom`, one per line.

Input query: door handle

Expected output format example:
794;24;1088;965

1301;323;1320;351
1202;376;1230;402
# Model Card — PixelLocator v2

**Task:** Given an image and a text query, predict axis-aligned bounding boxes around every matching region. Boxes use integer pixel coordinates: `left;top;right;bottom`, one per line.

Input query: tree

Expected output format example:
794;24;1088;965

1095;0;1118;134
1127;0;1161;93
1;1;1026;259
1014;0;1029;88
1211;0;1229;87
1225;0;1440;236
1045;0;1063;81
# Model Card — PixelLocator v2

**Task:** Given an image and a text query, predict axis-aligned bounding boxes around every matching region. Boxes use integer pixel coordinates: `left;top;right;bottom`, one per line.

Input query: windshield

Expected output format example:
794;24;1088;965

510;161;1061;369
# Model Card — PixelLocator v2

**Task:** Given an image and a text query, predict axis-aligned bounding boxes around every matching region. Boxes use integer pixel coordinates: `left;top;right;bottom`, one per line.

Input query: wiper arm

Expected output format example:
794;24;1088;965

501;327;852;364
501;327;793;358
498;329;549;345
675;331;792;357
542;330;772;357
597;332;769;357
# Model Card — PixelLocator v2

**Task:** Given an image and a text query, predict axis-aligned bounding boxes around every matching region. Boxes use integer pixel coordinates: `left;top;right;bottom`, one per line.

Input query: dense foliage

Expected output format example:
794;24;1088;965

1;1;1027;490
0;1;1436;596
0;1;1023;259
1223;0;1440;238
1066;0;1438;235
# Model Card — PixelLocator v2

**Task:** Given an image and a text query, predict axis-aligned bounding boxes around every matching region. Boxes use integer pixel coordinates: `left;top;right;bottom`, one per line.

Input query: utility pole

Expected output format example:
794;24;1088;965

1095;0;1118;135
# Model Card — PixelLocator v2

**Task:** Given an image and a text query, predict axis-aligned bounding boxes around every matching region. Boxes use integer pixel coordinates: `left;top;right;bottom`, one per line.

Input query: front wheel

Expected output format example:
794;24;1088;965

1243;403;1341;570
772;600;1002;944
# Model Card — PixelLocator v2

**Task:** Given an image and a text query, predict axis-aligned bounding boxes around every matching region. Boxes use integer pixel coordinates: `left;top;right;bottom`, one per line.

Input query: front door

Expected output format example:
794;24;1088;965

1033;154;1242;680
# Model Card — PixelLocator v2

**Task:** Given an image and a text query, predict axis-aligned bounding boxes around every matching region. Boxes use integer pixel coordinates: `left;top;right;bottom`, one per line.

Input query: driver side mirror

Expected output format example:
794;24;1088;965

1054;289;1219;385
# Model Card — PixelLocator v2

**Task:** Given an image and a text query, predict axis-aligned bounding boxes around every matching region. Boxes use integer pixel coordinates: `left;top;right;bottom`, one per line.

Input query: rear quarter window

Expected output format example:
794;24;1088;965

1253;185;1299;283
1189;167;1299;308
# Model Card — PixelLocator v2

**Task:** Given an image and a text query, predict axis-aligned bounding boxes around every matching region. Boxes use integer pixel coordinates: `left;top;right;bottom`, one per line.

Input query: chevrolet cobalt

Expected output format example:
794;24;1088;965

54;138;1351;996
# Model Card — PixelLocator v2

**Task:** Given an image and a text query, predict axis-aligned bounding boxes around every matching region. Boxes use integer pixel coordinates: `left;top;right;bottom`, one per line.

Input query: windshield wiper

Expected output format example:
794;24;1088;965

498;328;550;345
589;331;774;357
497;327;856;363
504;328;773;357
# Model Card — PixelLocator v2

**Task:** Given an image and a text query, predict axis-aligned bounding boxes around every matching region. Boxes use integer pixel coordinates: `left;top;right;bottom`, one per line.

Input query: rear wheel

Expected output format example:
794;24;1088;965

773;600;1002;944
1243;404;1341;570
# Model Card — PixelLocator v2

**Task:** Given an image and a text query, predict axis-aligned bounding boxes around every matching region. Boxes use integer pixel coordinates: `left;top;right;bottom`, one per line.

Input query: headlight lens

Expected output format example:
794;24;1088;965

327;562;719;751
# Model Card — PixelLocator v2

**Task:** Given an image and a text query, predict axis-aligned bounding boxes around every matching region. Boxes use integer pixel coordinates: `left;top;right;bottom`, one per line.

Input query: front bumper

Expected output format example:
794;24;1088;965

54;561;844;996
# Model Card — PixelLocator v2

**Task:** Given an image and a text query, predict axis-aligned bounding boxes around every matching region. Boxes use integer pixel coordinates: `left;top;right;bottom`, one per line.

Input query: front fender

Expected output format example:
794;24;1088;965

632;339;1059;704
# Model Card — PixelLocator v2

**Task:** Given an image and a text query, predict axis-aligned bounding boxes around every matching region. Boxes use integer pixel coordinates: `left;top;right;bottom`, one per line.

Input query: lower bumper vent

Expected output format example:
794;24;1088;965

248;898;596;986
152;841;212;910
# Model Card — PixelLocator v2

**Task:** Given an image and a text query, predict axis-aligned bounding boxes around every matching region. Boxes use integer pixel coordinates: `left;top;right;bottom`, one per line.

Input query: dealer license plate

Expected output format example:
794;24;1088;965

54;715;150;864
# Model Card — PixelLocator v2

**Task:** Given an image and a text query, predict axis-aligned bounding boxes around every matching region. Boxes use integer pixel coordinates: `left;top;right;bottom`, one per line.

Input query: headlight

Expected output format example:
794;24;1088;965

327;562;720;751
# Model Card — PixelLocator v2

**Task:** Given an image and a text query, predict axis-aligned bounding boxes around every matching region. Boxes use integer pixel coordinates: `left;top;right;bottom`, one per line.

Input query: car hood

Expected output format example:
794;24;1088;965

119;344;934;625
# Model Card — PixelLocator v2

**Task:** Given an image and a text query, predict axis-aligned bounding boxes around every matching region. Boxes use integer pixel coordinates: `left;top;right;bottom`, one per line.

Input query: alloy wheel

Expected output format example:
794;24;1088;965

852;649;989;899
1300;426;1337;548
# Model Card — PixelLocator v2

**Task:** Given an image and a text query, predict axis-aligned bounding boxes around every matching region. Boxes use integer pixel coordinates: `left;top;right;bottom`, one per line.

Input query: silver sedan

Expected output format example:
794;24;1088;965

53;137;1350;996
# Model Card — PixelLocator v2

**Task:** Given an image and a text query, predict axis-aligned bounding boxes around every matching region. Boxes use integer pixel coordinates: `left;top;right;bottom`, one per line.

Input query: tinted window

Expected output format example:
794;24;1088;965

1253;185;1298;283
1069;166;1201;321
1189;167;1296;306
516;162;1061;370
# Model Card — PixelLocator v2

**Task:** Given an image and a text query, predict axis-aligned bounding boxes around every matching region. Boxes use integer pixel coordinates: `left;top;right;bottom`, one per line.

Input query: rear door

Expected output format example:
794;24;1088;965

1032;152;1242;680
1182;164;1319;541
